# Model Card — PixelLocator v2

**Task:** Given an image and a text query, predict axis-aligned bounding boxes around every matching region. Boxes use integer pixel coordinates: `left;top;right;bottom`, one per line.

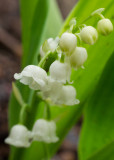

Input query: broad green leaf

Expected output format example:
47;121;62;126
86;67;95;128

9;0;62;128
88;141;114;160
20;0;38;67
21;0;62;68
42;0;63;39
21;0;49;67
8;0;63;160
9;0;49;129
79;52;114;160
20;0;114;160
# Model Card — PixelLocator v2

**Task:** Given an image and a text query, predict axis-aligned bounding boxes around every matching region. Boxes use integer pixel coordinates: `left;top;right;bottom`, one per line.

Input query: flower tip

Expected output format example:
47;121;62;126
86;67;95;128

14;73;20;80
75;99;80;105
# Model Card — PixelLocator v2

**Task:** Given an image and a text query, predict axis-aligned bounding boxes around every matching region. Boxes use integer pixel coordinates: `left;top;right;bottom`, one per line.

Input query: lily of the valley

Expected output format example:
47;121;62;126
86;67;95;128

49;60;71;83
70;47;88;69
40;37;59;57
97;18;113;36
14;65;48;90
80;26;98;45
59;32;77;55
56;85;80;106
5;125;31;148
32;119;59;143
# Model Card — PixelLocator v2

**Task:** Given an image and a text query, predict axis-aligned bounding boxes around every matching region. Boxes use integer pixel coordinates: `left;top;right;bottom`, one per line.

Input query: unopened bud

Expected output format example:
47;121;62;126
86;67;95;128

97;18;113;36
59;32;77;55
80;26;98;45
40;37;59;57
70;47;88;69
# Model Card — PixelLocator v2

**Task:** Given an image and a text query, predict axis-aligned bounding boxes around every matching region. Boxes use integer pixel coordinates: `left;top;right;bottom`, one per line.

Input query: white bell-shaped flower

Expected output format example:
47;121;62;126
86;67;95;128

97;18;113;36
56;85;80;106
49;60;71;83
70;47;88;69
59;32;77;55
42;78;63;103
32;119;59;143
14;65;47;90
80;26;98;45
40;37;59;57
5;125;31;147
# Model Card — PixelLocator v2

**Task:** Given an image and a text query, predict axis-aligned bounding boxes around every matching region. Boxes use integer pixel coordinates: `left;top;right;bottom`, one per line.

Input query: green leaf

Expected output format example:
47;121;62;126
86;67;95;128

79;52;114;160
21;0;62;68
8;0;63;160
21;0;49;67
88;141;114;160
8;0;49;129
9;0;62;128
12;83;25;106
42;0;63;39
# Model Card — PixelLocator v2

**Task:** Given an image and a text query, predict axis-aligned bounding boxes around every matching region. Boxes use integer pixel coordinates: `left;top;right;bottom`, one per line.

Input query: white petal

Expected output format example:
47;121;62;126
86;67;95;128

5;125;32;148
49;60;71;83
32;119;59;143
97;18;113;36
80;26;98;45
42;78;63;102
14;73;22;79
70;47;88;69
40;37;59;57
59;32;77;55
48;37;59;52
56;85;80;106
40;46;45;57
14;65;48;90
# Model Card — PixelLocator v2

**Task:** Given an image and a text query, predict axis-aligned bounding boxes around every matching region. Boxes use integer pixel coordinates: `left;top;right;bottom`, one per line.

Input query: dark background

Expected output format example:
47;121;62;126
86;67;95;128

0;0;81;160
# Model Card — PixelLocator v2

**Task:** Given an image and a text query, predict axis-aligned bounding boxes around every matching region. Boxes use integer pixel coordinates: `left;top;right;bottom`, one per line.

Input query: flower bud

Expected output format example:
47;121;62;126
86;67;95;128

32;119;59;143
14;65;48;91
70;47;88;69
97;18;113;36
40;37;59;57
80;26;98;45
49;60;71;83
59;32;77;55
5;125;31;147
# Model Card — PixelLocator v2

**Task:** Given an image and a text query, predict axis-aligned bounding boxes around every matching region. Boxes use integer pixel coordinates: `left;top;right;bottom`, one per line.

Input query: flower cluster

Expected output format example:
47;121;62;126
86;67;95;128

13;9;113;106
5;8;113;148
5;119;59;147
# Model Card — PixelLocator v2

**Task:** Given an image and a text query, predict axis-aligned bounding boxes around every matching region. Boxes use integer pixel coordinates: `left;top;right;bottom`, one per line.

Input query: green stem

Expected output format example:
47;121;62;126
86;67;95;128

19;104;28;124
43;143;50;160
59;12;92;36
45;102;51;120
97;13;105;19
38;51;51;67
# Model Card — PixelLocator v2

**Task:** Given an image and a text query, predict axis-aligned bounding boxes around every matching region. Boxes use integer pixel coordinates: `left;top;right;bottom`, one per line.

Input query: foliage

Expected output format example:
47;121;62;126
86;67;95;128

8;0;114;159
